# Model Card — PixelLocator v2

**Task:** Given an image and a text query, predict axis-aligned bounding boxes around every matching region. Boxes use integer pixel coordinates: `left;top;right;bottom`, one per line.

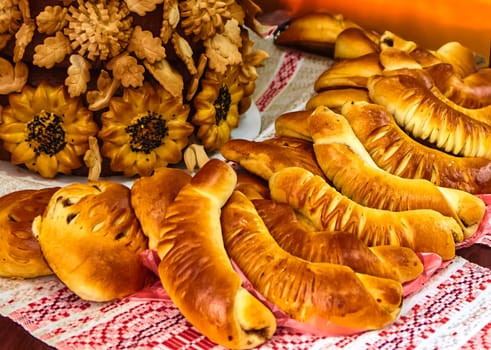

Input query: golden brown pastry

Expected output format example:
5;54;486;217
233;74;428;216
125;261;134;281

368;74;491;159
131;167;192;250
235;171;270;200
341;100;491;194
334;27;379;60
157;159;276;349
253;198;423;283
0;187;58;278
32;181;152;302
221;136;325;181
309;106;485;240
314;53;383;91
222;190;403;334
269;167;459;260
306;88;370;111
274;110;312;141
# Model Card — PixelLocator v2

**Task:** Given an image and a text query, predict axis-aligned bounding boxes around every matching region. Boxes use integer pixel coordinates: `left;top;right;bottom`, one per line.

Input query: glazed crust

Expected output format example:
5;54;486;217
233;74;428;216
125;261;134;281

0;187;58;278
157;159;276;349
221;190;403;334
341;101;491;194
269;167;459;260
32;181;151;302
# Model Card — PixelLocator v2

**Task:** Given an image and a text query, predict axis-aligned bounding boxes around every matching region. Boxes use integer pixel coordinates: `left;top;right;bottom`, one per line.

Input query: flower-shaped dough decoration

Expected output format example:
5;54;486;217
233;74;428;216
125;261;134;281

0;0;268;178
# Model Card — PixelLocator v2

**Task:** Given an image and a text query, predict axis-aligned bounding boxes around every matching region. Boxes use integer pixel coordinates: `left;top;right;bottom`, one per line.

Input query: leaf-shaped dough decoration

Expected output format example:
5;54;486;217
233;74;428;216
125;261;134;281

65;54;91;97
0;58;28;94
107;53;145;88
33;31;72;69
144;59;183;98
124;0;164;16
128;26;166;64
14;20;35;62
86;70;121;111
36;6;68;34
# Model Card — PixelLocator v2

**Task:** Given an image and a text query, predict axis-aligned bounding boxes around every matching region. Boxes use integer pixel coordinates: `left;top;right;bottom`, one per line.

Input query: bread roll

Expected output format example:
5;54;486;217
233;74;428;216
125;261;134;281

235;171;270;200
269;167;459;260
221;136;325;180
309;106;485;240
314;53;383;91
32;181;152;302
221;190;403;334
156;159;276;349
306;88;370;112
131;167;191;249
253;198;423;283
341;100;491;194
0;187;58;278
274;110;312;141
368;74;491;159
334;27;379;60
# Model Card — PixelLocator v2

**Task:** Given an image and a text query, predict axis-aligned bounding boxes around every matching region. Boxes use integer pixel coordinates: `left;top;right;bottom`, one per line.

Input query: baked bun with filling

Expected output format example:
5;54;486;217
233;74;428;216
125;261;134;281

32;181;152;302
0;187;58;278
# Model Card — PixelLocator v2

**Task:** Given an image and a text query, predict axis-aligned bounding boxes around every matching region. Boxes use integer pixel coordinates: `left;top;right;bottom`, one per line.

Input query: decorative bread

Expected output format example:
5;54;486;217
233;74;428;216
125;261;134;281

341;100;491;194
314;53;383;91
32;181;152;302
367;74;491;159
306;88;370;112
252;198;423;283
131;167;192;250
156;159;276;349
0;187;58;278
309;106;485;240
220;136;325;180
221;190;403;334
269;167;460;260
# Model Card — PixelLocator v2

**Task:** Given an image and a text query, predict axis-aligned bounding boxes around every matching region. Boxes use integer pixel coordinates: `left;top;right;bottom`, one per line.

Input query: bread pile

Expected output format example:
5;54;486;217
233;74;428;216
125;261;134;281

0;0;268;179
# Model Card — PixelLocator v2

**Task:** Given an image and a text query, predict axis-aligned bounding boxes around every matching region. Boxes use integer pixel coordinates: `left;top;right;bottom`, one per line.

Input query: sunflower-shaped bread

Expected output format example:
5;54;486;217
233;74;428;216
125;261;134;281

98;82;194;177
192;66;244;150
0;81;98;178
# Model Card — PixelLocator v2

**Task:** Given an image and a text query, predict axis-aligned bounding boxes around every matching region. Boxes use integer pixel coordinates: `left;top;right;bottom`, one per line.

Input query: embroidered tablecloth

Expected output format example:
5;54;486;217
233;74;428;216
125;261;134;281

1;32;491;350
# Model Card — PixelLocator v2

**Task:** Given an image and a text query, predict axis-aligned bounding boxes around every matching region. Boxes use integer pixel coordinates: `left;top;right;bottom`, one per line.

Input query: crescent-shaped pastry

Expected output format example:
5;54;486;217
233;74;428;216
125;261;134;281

314;53;383;91
32;181;152;302
274;110;312;141
367;74;491;159
156;159;276;349
309;106;485;240
341;101;491;194
253;198;423;283
0;187;58;278
220;136;325;181
306;88;370;112
334;27;379;60
269;166;460;260
235;171;270;200
221;190;403;334
131;167;191;250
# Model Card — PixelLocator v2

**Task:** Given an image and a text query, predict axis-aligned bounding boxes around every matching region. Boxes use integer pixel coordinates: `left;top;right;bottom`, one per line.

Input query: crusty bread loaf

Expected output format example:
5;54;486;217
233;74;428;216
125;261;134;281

253;198;423;283
269;167;459;260
157;159;276;349
309;106;485;240
341;100;491;194
221;190;403;334
0;187;58;278
368;74;491;159
221;136;325;180
32;181;152;302
314;53;383;91
131;167;191;249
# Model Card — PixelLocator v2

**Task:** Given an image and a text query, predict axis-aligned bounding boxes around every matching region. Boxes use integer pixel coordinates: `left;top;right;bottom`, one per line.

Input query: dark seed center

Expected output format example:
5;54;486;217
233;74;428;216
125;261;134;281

25;111;66;156
125;112;169;154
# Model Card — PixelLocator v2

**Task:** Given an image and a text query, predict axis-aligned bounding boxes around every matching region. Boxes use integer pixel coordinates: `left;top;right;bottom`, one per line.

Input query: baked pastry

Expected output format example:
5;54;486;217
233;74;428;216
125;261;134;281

157;159;276;349
306;88;370;112
221;190;403;334
314;53;383;91
269;167;459;260
0;187;58;278
32;181;152;302
309;106;485;240
131;167;192;250
341;100;491;194
0;82;99;178
368;74;491;159
253;198;423;283
98;83;194;177
235;171;270;200
221;136;325;180
334;27;379;60
274;110;312;141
